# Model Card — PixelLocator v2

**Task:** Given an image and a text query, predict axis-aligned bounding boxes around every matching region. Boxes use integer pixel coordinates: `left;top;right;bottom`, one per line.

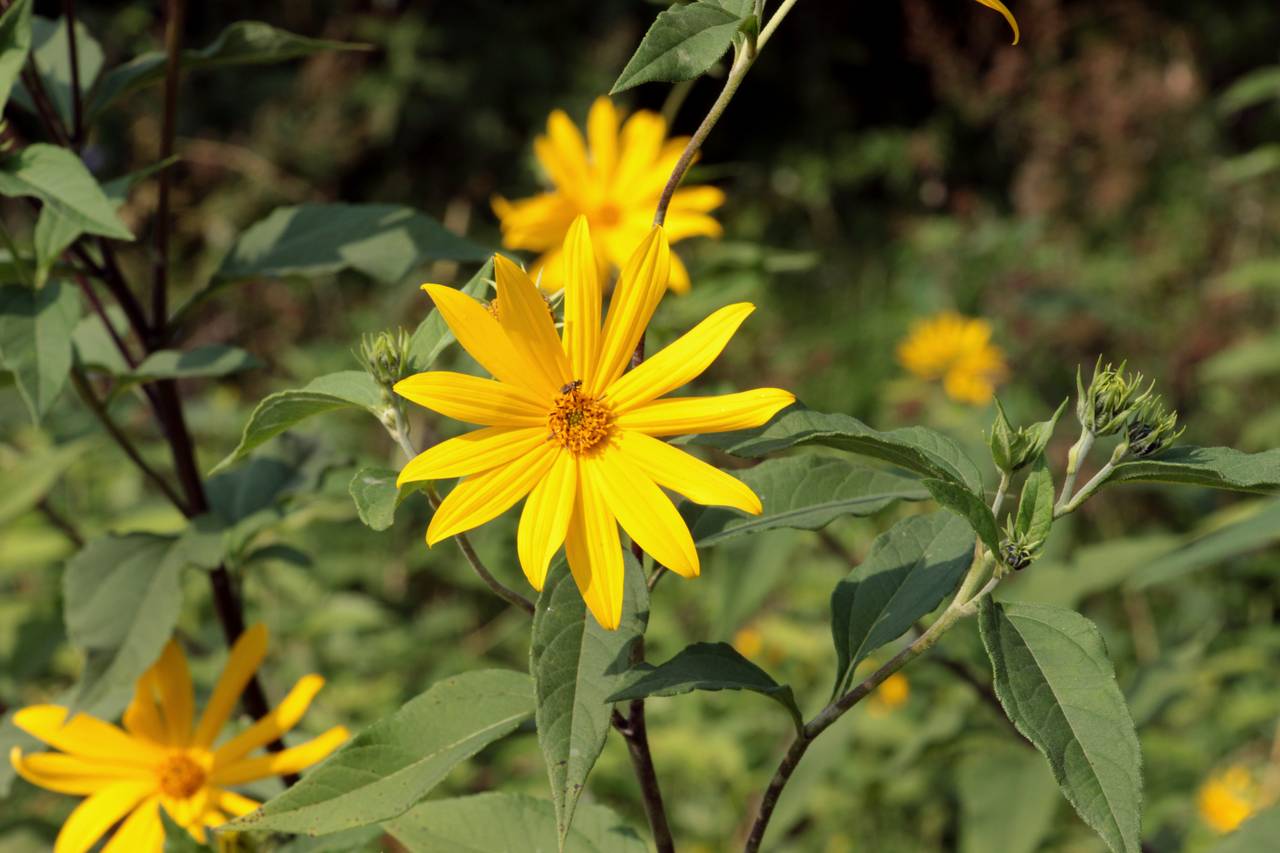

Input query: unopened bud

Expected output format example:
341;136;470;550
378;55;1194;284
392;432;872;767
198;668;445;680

359;329;411;391
1126;395;1184;458
1077;359;1152;436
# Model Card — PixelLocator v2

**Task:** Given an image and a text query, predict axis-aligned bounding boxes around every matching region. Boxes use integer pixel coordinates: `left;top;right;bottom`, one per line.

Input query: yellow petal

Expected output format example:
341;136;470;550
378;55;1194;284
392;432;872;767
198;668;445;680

192;624;268;749
587;96;619;181
211;675;326;769
209;726;349;787
12;706;159;765
215;788;261;818
616;389;795;436
536;109;591;200
493;192;577;251
101;796;162;853
492;254;572;390
564;469;624;630
426;443;560;545
666;251;691;295
153;640;195;745
973;0;1020;43
398;427;548;485
614;111;668;198
562;216;602;379
122;668;166;745
668;185;726;213
162;786;209;835
606;303;754;411
517;449;576;590
664;210;724;242
9;748;148;795
588;449;698;578
614;430;761;514
53;780;153;853
590;227;671;395
420;283;557;397
394;372;547;427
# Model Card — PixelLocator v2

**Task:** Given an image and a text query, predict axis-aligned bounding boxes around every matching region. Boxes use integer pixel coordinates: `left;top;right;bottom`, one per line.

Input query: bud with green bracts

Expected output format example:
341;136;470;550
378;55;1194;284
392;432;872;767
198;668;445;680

360;329;411;391
1126;394;1184;458
1076;359;1153;437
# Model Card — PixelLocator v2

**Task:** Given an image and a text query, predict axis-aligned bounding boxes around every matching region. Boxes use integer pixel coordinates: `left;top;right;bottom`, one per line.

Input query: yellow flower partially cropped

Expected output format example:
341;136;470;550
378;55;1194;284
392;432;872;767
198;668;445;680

10;628;348;853
493;96;724;294
1197;765;1267;834
973;0;1020;44
896;312;1008;405
868;672;910;717
396;216;794;629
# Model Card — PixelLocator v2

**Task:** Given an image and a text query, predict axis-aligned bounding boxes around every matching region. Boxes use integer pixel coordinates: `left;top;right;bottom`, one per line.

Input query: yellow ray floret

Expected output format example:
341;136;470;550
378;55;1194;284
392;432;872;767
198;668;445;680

493;96;724;294
896;311;1008;405
9;627;348;853
972;0;1020;44
397;216;794;629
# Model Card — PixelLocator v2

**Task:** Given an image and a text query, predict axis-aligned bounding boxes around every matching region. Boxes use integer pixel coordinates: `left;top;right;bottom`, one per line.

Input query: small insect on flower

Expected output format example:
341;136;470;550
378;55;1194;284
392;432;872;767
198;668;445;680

9;627;347;853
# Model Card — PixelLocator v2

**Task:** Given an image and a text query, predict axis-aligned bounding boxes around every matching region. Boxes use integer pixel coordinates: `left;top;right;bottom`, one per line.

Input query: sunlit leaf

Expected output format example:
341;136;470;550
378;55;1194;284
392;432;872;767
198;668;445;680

1103;446;1280;494
0;145;133;240
611;0;753;94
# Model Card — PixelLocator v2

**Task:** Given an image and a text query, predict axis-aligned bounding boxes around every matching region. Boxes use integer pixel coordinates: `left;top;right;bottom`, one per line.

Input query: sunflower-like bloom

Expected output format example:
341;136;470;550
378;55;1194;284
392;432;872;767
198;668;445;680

396;217;794;629
9;627;348;853
896;312;1008;405
1197;765;1268;834
493;97;724;295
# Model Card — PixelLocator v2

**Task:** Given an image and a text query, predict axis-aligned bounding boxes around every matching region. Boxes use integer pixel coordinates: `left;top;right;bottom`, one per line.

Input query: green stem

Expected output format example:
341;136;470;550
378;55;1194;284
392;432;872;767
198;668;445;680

1055;440;1128;518
990;470;1011;517
1054;429;1094;514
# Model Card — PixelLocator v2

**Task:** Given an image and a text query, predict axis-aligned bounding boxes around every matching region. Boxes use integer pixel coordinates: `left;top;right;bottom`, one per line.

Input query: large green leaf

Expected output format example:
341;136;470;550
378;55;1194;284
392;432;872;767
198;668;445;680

120;344;260;386
232;669;534;834
979;600;1143;853
922;478;1000;556
0;145;133;240
957;741;1060;853
12;15;103;125
383;793;646;853
531;553;648;846
1102;446;1280;494
0;0;32;112
87;21;369;121
1207;807;1280;853
211;371;382;474
215;203;489;285
682;455;929;546
406;258;493;371
608;641;802;732
0;280;80;422
62;534;183;711
1014;454;1055;546
691;405;984;492
830;512;974;696
611;0;752;94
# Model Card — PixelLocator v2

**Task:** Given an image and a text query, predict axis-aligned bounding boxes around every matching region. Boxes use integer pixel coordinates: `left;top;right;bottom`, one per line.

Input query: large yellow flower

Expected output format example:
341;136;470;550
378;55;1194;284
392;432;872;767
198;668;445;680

9;627;347;853
396;217;794;629
493;96;724;295
896;312;1008;405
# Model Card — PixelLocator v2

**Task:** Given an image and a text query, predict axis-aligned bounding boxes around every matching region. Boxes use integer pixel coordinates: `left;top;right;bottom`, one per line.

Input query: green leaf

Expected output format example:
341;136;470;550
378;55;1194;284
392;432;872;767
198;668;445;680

979;600;1143;853
212;371;382;474
1103;446;1280;494
348;466;401;531
215;203;489;285
13;15;103;126
63;533;184;712
87;21;370;122
608;641;803;733
0;280;80;422
692;404;984;492
830;512;974;696
0;145;133;240
683;455;930;547
1207;806;1280;853
957;741;1060;853
1129;499;1280;589
0;0;32;112
275;827;385;853
531;553;648;846
0;438;88;525
1219;66;1280;115
383;793;646;853
232;669;535;834
922;478;1000;556
120;344;260;386
1014;454;1054;547
611;0;749;94
406;258;493;371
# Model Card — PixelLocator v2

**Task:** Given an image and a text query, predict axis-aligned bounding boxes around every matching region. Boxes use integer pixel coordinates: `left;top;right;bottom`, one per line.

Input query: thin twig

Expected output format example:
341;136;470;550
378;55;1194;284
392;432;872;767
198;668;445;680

816;528;858;567
19;66;70;146
62;0;83;146
73;269;141;369
37;498;84;548
151;0;185;336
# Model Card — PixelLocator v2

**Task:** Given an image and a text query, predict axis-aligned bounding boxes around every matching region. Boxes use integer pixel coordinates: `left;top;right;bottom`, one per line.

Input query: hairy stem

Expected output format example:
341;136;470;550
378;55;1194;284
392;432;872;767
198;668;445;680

1055;429;1094;514
990;470;1011;517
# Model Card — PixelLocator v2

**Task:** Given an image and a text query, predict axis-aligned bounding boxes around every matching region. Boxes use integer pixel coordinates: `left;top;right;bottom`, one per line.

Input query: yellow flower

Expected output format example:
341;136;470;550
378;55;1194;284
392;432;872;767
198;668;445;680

973;0;1021;44
868;673;910;717
733;626;765;659
9;627;348;853
493;96;724;295
896;312;1008;405
1198;765;1266;834
396;216;794;629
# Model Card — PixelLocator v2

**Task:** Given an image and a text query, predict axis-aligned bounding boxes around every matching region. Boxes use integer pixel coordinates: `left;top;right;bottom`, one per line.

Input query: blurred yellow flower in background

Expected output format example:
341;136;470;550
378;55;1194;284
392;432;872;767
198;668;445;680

493;96;724;294
867;673;911;717
733;626;765;660
896;312;1008;405
1197;764;1269;834
9;628;347;853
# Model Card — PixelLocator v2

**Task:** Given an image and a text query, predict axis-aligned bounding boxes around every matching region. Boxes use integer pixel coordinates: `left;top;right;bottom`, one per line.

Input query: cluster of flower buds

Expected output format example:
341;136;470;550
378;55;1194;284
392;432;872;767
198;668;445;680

360;329;411;393
1076;360;1154;437
1126;394;1185;458
999;517;1042;572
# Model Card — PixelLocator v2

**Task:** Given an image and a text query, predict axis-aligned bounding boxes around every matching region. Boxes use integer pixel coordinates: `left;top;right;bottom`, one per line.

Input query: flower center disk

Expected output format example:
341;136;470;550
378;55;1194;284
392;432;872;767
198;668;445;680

157;754;206;799
548;386;612;454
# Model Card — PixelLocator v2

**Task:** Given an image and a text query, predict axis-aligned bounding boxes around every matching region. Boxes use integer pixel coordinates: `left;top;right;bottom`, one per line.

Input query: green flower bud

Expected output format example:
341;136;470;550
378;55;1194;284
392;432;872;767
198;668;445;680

999;517;1042;572
989;397;1068;473
1125;395;1184;458
359;329;411;391
1077;359;1152;436
988;398;1018;473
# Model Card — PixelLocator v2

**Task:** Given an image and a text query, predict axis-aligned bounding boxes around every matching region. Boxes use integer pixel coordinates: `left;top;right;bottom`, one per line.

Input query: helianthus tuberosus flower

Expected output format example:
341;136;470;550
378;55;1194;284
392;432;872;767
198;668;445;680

396;216;794;629
1197;765;1269;834
493;96;724;294
896;312;1008;405
9;627;347;853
